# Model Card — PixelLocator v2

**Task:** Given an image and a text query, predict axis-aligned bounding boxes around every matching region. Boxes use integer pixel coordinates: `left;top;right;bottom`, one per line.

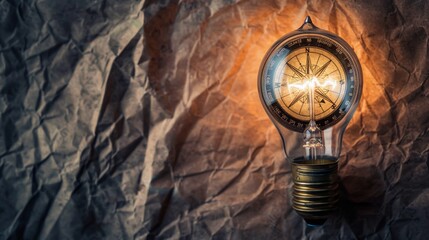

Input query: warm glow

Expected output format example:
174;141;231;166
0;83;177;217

288;77;337;91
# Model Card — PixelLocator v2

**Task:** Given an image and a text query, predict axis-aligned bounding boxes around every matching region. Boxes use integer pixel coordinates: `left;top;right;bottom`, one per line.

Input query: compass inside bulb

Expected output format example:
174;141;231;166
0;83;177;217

274;47;346;121
260;35;358;131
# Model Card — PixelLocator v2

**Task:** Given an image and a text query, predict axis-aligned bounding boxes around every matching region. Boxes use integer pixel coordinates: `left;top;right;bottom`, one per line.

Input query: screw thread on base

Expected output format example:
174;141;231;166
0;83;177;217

291;158;339;225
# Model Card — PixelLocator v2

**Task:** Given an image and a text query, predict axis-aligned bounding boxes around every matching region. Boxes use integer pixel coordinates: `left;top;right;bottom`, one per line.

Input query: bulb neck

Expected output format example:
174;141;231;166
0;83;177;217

291;157;339;225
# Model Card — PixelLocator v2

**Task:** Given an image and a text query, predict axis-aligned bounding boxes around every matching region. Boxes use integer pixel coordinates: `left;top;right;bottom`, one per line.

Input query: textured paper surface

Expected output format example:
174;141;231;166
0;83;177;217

1;0;429;239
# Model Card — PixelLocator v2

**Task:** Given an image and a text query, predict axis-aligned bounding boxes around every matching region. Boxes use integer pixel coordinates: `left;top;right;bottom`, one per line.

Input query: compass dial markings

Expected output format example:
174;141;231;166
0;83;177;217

315;54;321;67
314;59;332;77
283;73;297;78
314;88;336;106
281;92;294;98
295;56;306;73
282;49;343;114
320;87;340;95
323;89;340;95
279;47;346;121
288;90;307;108
317;98;326;112
299;99;306;114
321;69;340;78
286;62;305;78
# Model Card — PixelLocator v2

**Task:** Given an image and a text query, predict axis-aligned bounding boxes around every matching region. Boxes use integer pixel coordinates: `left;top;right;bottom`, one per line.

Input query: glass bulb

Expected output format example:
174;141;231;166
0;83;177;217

258;16;363;225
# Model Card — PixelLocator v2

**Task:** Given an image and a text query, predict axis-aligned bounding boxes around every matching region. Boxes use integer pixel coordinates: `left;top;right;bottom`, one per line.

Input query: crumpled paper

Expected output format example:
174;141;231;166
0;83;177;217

1;0;429;239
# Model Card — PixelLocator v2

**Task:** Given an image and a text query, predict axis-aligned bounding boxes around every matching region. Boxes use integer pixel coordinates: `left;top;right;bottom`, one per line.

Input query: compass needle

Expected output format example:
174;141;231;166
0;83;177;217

306;48;311;74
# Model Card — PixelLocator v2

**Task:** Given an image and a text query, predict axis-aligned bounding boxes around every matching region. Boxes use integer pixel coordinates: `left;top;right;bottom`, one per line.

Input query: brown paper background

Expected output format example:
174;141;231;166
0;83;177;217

1;0;428;239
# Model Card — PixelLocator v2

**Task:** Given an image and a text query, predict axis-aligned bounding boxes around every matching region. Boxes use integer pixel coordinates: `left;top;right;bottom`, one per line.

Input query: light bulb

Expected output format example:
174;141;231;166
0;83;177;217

258;16;362;225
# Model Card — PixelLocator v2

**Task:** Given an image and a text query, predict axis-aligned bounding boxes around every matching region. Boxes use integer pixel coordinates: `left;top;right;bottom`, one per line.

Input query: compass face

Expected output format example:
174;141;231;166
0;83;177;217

259;35;360;132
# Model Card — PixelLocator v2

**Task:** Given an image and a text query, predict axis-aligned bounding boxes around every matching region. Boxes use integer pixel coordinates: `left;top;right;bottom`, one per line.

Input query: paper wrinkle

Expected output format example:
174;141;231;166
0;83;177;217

1;0;429;239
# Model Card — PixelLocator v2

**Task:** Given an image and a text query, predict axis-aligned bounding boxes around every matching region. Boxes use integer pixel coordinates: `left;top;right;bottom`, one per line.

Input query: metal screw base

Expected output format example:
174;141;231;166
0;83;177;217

291;158;339;225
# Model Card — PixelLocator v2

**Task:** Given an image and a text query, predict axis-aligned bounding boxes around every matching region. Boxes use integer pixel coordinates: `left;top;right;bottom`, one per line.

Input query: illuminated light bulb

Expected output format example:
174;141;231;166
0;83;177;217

258;16;362;225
